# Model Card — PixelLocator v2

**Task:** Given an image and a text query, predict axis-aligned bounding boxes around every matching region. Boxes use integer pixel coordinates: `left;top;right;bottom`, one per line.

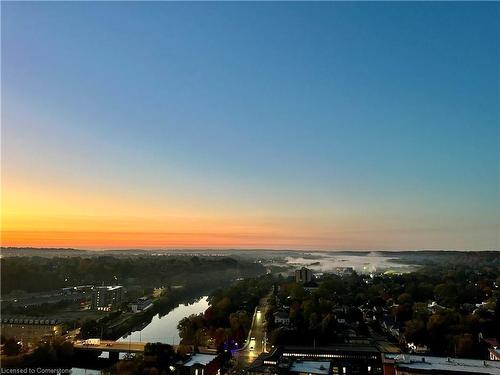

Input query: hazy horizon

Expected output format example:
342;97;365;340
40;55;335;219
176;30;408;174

2;2;499;250
1;246;498;253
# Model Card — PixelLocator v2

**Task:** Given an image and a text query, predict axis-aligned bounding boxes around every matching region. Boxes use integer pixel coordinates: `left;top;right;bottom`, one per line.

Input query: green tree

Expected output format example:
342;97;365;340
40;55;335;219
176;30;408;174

405;318;426;344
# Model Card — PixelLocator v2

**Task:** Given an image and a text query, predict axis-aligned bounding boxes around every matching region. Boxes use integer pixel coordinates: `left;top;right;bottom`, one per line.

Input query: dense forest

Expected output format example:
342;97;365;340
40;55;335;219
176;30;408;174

1;255;265;294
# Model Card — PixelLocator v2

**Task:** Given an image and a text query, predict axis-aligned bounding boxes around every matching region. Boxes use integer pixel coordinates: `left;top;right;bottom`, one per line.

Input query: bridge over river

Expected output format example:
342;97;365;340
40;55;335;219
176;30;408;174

74;340;172;360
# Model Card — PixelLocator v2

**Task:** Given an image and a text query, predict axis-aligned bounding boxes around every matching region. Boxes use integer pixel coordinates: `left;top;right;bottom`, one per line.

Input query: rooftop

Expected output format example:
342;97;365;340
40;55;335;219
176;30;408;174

388;354;500;374
183;353;217;367
96;285;123;291
289;361;330;375
283;344;379;354
274;311;289;319
374;340;401;354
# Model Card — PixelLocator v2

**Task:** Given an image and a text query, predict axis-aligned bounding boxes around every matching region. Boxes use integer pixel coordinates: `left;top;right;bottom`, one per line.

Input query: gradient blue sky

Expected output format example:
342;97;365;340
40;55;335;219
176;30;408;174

2;2;499;250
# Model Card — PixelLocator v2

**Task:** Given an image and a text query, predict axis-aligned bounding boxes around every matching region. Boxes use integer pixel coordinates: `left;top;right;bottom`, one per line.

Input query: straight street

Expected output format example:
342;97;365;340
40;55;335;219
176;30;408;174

234;292;271;369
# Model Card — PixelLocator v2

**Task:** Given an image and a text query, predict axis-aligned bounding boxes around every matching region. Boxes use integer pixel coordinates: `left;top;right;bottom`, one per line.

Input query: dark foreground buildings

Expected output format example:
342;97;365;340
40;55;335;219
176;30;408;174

382;353;500;375
179;353;221;375
247;346;500;375
0;318;62;343
247;345;383;375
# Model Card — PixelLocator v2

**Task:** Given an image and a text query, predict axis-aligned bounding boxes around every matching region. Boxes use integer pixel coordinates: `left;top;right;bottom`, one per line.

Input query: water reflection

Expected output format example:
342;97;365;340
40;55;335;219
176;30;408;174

118;296;209;345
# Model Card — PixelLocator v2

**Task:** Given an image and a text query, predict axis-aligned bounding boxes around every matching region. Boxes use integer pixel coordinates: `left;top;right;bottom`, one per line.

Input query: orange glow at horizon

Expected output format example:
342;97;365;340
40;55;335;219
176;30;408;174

3;176;488;251
0;229;339;249
1;180;343;250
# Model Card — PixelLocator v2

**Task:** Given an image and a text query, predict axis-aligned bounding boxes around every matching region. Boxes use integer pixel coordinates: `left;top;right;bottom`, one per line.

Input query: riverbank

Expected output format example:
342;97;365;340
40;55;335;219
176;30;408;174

118;296;209;344
80;282;219;342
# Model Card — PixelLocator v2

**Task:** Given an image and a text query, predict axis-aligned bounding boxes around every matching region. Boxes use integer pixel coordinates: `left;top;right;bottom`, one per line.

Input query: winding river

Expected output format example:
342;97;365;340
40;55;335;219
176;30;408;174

118;296;209;345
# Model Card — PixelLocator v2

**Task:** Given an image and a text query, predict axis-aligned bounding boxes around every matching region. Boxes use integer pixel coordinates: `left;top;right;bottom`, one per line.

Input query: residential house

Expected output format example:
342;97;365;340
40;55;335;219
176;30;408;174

178;353;221;375
274;311;290;326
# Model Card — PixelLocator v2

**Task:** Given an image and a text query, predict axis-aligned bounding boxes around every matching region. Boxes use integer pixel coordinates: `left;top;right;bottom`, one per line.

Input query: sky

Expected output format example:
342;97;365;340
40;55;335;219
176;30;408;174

1;2;499;251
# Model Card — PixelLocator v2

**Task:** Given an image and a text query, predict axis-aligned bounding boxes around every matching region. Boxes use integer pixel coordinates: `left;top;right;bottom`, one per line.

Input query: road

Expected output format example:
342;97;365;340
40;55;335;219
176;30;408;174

234;293;271;369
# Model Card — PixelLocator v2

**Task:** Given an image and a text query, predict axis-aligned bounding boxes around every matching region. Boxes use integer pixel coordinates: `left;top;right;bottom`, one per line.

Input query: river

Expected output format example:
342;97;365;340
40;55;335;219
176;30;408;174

71;296;209;374
117;296;209;345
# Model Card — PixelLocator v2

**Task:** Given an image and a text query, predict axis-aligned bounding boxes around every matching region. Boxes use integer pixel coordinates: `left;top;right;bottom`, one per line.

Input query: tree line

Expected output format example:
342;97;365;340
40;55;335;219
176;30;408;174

1;255;265;294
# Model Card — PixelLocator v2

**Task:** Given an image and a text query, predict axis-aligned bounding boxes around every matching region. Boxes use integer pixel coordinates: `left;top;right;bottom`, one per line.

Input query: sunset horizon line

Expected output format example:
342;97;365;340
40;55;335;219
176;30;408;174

1;246;498;252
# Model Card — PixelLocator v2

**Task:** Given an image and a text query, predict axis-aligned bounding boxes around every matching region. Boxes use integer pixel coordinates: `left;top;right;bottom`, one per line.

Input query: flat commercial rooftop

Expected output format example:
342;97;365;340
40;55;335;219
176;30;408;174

374;340;401;354
283;345;379;353
390;354;500;374
289;361;330;375
184;353;217;367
